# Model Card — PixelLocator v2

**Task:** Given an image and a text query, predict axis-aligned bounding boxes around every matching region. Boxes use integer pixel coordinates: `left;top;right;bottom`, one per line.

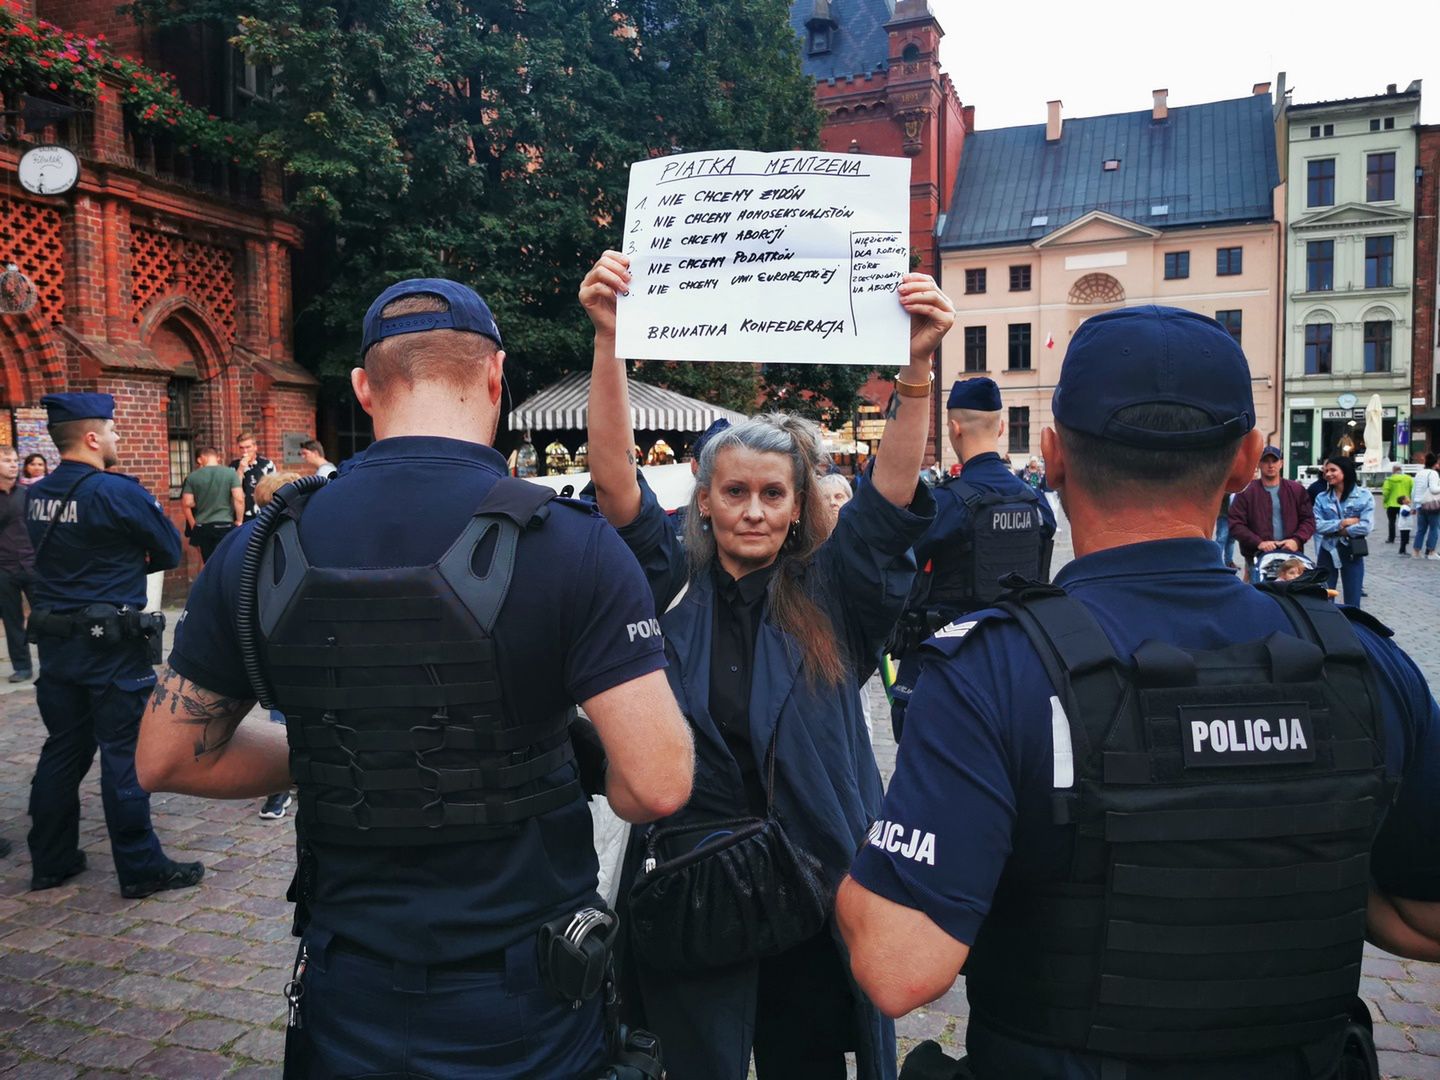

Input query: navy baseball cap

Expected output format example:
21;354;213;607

692;418;732;459
1260;445;1284;460
42;392;114;426
1052;306;1255;449
360;278;503;358
947;377;1002;412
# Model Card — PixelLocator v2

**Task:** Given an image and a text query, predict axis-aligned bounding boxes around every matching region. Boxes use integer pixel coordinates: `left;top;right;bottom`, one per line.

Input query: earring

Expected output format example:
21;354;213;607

701;515;711;533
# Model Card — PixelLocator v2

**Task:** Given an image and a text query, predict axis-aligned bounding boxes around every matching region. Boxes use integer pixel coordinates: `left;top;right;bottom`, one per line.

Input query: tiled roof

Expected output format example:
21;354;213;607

789;0;893;82
940;94;1281;250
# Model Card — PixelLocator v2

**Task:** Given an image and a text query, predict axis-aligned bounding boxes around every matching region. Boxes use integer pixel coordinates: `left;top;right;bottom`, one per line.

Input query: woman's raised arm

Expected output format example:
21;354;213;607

580;251;643;528
868;274;955;508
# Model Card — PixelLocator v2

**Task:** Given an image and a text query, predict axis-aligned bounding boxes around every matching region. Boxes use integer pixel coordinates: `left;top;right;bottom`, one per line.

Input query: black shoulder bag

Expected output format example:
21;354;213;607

626;726;830;971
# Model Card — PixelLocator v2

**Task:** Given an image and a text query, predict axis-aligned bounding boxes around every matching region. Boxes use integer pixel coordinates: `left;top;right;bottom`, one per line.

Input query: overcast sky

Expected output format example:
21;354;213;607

934;0;1435;132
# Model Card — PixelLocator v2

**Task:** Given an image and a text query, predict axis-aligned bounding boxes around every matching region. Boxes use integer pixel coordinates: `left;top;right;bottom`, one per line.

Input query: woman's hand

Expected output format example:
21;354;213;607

898;273;955;366
579;251;631;338
1341;517;1361;528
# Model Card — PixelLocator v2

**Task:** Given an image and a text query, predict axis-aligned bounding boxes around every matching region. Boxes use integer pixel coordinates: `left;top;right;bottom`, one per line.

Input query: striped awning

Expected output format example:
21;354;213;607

509;371;747;432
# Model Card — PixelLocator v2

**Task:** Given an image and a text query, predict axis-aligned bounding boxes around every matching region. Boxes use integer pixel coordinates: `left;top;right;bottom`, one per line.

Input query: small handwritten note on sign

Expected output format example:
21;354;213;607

615;150;911;365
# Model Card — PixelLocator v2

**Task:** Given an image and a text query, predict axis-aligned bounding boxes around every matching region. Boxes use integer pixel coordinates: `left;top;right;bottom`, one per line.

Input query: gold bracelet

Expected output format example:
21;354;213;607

895;371;934;398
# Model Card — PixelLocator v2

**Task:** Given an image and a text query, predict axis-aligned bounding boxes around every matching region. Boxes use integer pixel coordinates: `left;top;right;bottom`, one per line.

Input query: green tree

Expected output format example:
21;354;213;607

128;0;869;420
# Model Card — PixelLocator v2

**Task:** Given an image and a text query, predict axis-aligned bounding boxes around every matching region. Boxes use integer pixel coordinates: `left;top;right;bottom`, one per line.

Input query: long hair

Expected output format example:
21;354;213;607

1324;455;1358;502
683;413;847;687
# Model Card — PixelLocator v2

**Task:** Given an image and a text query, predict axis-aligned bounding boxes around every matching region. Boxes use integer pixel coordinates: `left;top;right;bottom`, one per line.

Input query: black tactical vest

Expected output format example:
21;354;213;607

926;481;1052;615
962;581;1391;1075
252;477;583;847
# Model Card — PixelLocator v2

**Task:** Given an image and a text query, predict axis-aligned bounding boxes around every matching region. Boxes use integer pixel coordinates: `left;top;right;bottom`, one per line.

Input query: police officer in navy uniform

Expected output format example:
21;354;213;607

888;377;1055;740
838;307;1440;1079
25;393;203;897
137;280;694;1079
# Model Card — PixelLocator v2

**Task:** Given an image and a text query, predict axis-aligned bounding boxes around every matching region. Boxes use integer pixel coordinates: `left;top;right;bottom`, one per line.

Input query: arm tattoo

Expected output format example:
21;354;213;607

150;665;254;761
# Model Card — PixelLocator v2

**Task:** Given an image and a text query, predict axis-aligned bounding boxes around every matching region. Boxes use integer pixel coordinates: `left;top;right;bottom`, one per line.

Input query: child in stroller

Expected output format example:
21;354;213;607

1255;551;1338;598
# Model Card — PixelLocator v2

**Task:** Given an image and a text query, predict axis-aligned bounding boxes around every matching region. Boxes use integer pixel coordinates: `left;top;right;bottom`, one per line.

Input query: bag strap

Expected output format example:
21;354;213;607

764;722;780;813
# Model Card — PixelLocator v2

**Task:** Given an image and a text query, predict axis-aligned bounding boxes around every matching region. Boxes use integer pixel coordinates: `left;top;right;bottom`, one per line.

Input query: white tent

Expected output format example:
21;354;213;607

509;371;746;433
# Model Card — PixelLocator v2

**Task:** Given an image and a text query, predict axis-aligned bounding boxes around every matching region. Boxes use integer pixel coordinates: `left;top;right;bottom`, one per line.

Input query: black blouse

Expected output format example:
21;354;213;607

710;561;777;814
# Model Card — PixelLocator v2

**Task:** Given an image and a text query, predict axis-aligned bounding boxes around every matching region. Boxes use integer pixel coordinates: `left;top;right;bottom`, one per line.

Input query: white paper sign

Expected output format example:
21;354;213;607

615;150;911;365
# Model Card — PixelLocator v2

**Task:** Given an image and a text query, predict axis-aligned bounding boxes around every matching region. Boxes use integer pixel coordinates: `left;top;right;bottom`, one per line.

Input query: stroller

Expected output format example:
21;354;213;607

1254;550;1314;584
1253;551;1341;599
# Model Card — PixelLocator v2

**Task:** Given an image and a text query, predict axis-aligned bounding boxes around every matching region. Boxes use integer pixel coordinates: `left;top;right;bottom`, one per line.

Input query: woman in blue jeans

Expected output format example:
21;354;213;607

1313;455;1373;606
1410;452;1440;558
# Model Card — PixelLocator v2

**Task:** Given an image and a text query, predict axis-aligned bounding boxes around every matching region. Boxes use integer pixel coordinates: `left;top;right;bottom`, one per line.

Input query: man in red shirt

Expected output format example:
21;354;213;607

1227;446;1315;576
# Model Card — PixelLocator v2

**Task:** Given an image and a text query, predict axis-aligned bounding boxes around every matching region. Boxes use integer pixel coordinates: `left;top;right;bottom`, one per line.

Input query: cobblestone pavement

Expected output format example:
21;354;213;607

0;496;1436;1078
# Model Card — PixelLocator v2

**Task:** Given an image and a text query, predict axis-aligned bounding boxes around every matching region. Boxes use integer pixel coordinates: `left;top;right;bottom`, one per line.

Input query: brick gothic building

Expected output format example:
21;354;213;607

0;0;314;599
789;0;966;461
1411;125;1440;450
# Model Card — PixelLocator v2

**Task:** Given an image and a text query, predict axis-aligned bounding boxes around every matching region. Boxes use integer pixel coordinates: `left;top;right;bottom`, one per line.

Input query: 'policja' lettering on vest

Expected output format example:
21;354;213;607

1179;703;1317;767
990;509;1035;530
1191;716;1308;754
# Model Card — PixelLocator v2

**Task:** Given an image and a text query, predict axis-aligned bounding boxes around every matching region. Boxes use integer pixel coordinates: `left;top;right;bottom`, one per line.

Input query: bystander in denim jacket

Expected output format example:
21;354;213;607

1313;484;1375;557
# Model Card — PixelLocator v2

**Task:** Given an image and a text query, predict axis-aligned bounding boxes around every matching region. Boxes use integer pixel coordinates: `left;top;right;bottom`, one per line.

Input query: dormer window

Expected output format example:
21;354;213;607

902;43;920;62
1103;159;1120;171
806;1;836;57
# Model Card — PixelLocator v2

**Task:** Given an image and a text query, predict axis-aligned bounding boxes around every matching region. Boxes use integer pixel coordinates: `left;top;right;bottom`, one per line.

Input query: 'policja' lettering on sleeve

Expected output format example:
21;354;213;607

867;819;937;866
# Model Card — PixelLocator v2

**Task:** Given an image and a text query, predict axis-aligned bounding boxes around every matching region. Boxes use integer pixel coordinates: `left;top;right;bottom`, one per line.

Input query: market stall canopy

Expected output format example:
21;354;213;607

509;371;747;433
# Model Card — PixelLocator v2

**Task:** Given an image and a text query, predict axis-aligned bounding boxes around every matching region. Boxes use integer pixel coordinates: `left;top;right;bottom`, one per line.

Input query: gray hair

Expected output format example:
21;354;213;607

683;412;826;576
682;411;847;685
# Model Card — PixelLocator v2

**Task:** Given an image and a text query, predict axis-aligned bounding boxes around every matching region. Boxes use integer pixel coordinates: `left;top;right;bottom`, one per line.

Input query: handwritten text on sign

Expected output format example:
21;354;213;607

615;151;911;365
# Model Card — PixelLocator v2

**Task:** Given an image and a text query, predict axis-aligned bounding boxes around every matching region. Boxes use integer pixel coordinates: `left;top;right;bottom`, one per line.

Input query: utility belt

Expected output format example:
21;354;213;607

29;605;165;662
533;906;665;1078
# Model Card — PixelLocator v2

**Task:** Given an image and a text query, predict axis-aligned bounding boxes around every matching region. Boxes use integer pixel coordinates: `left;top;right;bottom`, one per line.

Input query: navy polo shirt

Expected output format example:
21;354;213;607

26;461;182;686
891;453;1057;712
914;452;1057;573
170;436;668;962
853;538;1440;1076
26;460;182;612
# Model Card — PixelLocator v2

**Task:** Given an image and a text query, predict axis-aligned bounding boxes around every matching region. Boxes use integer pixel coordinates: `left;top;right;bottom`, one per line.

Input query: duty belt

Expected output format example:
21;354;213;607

28;605;165;644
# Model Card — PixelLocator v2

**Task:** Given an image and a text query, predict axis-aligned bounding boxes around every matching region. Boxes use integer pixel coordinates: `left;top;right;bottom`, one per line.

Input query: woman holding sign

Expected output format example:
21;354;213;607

580;250;952;1080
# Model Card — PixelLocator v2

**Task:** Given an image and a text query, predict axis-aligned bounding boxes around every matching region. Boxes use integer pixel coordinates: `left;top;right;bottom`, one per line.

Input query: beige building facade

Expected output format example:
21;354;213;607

938;212;1282;466
936;89;1283;469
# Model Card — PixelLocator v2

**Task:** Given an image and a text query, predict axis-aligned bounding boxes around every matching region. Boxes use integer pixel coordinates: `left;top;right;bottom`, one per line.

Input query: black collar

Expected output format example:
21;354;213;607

715;561;777;605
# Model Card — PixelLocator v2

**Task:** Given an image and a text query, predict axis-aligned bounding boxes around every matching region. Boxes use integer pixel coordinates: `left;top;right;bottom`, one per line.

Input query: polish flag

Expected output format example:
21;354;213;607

1045;333;1055;349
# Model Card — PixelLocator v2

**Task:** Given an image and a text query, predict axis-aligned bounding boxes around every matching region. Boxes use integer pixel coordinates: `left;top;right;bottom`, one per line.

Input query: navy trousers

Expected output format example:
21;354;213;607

28;674;168;886
284;928;607;1079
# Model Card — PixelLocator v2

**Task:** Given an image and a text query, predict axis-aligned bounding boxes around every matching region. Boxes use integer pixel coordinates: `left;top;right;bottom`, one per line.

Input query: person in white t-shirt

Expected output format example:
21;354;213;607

299;439;338;479
1409;452;1440;559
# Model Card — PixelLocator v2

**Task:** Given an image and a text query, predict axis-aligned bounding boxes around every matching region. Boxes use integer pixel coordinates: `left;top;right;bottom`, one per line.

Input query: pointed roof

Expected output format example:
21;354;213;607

1290;202;1412;231
1031;210;1162;247
789;0;894;81
940;94;1281;250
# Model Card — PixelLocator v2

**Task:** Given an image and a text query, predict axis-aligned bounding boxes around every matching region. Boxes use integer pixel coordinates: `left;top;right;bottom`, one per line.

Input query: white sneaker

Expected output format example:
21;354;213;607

1427;554;1440;561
